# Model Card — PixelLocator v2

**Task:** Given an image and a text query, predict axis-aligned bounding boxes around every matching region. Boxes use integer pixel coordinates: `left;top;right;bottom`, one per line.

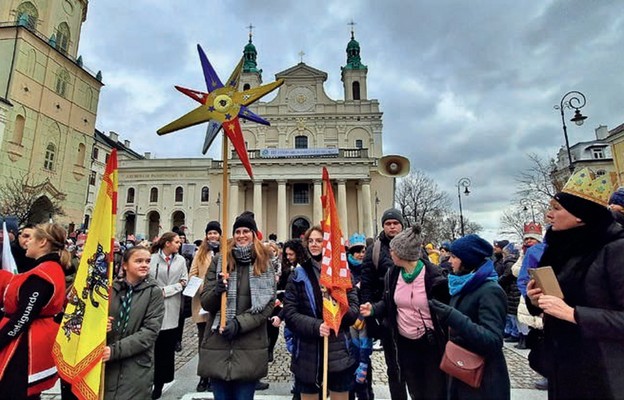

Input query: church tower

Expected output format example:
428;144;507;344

341;25;368;101
0;0;103;226
239;25;262;90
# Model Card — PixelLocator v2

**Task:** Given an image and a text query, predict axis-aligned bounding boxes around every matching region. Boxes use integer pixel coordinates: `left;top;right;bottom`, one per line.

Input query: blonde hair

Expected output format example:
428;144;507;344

225;236;271;276
32;223;71;268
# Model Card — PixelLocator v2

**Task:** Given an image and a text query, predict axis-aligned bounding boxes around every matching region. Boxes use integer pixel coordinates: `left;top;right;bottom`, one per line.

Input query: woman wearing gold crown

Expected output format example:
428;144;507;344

526;168;624;399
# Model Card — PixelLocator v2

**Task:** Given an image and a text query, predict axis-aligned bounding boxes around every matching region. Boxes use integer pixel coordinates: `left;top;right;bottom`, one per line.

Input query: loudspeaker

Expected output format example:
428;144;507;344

378;155;410;177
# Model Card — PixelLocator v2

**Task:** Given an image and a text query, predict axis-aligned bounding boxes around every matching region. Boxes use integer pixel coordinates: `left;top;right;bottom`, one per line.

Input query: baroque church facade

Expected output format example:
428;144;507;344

0;0;103;226
116;31;397;242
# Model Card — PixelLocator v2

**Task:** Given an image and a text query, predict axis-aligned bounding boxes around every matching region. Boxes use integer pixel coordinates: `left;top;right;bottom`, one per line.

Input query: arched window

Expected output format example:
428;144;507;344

13;115;25;145
201;186;209;202
44;143;55;170
243;83;251;91
92;147;99;160
295;135;308;149
56;22;71;53
352;81;361;100
355;139;363;149
175;186;184;202
150;187;158;203
76;143;86;166
55;68;70;97
16;2;38;30
127;188;135;203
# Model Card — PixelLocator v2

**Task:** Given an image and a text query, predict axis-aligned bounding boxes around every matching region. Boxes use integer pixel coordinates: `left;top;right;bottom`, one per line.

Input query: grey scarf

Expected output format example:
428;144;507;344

211;245;275;331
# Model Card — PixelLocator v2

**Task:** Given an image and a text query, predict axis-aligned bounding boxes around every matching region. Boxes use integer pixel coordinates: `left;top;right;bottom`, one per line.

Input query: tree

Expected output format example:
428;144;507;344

514;153;557;216
438;214;483;242
499;206;526;241
0;175;65;226
395;170;452;242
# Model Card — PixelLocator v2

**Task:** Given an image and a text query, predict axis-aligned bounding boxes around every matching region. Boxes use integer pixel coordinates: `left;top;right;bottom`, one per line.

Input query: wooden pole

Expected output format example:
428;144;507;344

219;135;230;329
322;335;329;400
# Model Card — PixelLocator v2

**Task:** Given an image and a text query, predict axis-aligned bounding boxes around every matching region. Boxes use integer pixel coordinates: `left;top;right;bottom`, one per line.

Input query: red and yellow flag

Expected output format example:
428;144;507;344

319;167;352;334
53;149;118;399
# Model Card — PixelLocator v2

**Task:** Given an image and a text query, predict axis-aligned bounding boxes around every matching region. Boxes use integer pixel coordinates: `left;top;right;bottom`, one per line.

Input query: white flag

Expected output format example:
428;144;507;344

2;221;18;274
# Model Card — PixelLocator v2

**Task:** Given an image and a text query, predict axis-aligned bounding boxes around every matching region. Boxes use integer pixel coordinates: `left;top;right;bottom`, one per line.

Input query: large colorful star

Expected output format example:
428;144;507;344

157;44;284;178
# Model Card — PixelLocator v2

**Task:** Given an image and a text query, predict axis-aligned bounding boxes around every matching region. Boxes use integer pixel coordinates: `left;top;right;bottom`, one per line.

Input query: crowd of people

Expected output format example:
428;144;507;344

0;167;624;399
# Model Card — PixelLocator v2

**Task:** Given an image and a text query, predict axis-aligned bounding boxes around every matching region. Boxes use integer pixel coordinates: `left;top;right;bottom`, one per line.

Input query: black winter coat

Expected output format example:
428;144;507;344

527;221;624;399
498;255;520;315
444;280;510;400
282;258;358;386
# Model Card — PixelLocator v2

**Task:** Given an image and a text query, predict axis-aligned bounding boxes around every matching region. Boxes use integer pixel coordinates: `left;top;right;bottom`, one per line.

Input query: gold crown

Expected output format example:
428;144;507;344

562;167;618;206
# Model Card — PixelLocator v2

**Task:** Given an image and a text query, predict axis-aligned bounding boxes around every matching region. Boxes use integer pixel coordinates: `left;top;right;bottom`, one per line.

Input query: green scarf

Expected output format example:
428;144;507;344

401;260;424;284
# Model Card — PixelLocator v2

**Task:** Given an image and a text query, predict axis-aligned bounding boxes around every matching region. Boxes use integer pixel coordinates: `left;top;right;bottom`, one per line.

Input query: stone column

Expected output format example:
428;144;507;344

313;179;322;225
277;180;287;241
356;184;364;233
361;179;373;238
230;180;239;225
337;179;348;234
253;179;263;232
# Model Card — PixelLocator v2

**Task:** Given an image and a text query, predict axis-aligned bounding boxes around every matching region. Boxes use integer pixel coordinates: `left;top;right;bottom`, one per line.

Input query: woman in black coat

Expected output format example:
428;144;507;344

360;226;450;399
527;172;624;400
283;226;359;400
429;234;510;400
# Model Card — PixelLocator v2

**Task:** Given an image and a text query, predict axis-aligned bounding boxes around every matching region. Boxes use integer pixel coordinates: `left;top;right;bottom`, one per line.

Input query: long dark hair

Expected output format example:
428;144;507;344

150;232;178;254
282;239;307;268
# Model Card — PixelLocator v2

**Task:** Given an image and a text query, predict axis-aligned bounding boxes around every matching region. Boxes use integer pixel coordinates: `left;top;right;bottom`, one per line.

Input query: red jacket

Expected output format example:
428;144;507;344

0;259;66;396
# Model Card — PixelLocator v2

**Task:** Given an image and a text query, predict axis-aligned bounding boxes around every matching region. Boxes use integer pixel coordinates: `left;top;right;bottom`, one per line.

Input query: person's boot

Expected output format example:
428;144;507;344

256;381;270;390
196;377;208;392
152;383;164;399
514;334;528;349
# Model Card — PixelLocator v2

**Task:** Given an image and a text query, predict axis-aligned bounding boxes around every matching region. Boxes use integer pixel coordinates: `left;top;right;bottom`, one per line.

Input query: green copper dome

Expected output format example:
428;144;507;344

343;32;367;71
243;38;261;74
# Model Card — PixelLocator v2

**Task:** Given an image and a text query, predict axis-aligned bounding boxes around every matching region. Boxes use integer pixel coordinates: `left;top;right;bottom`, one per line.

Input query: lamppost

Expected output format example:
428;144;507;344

457;178;471;237
520;199;536;222
554;91;588;173
374;191;380;237
216;192;221;219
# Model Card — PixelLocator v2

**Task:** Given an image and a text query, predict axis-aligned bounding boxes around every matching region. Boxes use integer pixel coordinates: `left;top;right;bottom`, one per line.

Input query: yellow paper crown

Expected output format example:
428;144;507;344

562;167;618;206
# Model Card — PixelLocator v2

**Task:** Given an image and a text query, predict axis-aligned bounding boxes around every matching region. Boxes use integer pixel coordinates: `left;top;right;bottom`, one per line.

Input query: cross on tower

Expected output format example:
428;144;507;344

298;50;305;63
247;23;255;41
348;20;357;39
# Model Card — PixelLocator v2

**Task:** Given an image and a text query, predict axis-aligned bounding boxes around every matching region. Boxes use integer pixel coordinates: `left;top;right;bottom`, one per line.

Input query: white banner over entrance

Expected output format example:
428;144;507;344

259;148;340;158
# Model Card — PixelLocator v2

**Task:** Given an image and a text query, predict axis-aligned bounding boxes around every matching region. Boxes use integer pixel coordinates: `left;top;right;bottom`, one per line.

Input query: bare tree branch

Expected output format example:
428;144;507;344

0;175;65;226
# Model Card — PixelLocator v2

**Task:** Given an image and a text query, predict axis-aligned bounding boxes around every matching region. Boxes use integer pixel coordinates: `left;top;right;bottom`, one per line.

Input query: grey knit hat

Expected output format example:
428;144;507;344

389;225;422;261
381;208;405;227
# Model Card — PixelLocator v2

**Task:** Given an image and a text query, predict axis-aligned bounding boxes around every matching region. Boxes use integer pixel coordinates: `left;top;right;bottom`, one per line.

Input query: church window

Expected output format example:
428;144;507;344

355;139;363;149
243;83;251;91
175;186;184;202
105;153;110;163
77;143;86;166
55;68;70;97
352;81;361;100
89;171;96;185
92;147;99;160
295;135;308;149
596;169;606;176
293;183;310;204
127;188;135;204
56;22;71;53
150;187;159;203
201;186;210;202
44;143;56;170
13;115;25;145
16;2;38;30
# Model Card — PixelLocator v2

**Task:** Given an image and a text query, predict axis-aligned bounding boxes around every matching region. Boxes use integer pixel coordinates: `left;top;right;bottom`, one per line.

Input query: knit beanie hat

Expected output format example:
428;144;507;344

493;239;509;250
608;187;624;207
232;211;258;235
205;220;222;235
449;234;493;270
389;226;422;261
348;233;366;254
381;208;405;227
554;192;612;224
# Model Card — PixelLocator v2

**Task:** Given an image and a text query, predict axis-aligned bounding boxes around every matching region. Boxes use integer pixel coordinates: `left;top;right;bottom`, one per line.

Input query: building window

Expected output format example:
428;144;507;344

13;115;25;145
92;147;99;160
295;135;308;149
55;68;70;97
596;169;606;176
355;139;363;149
44;143;55;170
127;188;135;203
150;187;158;203
56;22;71;53
592;148;605;159
201;186;209;202
77;143;86;166
352;81;361;100
175;186;184;202
105;153;110;164
243;83;251;91
89;171;96;185
16;2;38;30
293;183;310;204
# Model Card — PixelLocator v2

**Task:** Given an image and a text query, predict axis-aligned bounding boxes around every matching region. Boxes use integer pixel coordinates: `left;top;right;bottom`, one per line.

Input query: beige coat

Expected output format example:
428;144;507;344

189;251;213;323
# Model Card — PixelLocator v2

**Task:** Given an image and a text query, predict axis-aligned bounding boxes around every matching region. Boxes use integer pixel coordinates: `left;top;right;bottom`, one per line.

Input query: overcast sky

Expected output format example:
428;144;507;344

77;0;624;242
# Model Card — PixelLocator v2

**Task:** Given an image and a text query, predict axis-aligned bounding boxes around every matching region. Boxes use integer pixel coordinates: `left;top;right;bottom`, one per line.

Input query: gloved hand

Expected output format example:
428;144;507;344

428;299;453;323
220;318;240;341
215;274;228;296
355;362;368;384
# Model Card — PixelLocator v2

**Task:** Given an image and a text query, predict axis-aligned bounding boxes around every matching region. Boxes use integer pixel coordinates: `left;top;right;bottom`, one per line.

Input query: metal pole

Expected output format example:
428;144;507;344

560;106;574;173
457;185;465;237
556;91;587;174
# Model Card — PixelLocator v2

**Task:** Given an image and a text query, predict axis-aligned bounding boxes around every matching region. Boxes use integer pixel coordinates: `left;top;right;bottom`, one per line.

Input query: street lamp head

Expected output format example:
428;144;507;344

571;109;587;126
464;186;470;195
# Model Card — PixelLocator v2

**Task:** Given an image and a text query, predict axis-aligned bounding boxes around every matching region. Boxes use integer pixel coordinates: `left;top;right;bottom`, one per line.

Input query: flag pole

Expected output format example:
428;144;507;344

321;287;329;400
220;135;230;329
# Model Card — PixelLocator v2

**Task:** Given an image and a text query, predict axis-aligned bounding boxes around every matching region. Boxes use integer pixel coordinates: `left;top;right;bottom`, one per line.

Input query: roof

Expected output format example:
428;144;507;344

94;130;144;159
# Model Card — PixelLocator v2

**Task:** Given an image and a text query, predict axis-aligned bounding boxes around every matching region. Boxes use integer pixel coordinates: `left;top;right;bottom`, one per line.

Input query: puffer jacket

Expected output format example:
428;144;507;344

105;278;165;400
499;254;520;315
282;258;358;385
198;253;275;381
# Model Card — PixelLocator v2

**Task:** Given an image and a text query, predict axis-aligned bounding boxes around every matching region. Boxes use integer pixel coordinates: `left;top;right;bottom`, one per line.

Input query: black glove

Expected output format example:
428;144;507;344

221;318;240;341
215;274;228;295
429;299;453;323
